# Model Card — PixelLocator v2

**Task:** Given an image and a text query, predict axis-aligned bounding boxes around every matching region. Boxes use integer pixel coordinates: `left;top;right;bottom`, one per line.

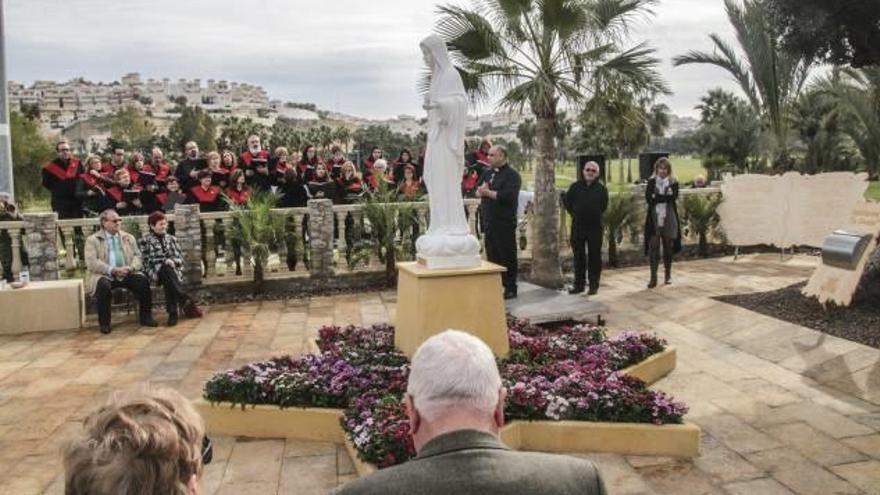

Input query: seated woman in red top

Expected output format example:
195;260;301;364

225;169;252;206
106;169;143;216
397;164;425;201
186;170;223;212
336;161;366;204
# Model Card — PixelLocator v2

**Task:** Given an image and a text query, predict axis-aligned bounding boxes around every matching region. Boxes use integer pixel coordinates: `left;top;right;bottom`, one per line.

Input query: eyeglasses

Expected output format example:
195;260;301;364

202;435;213;465
585;169;599;173
59;148;71;152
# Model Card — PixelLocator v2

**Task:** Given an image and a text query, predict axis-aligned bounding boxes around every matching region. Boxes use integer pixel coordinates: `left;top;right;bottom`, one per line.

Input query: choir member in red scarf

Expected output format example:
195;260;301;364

225;170;252;206
298;144;321;182
397;164;425;200
462;155;481;198
362;146;383;174
365;159;397;193
221;150;238;173
101;147;127;179
156;176;187;213
106;169;143;216
306;162;336;200
272;146;295;187
75;154;113;216
42;140;83;218
336;161;366;204
149;147;173;186
186;170;223;212
468;138;492;168
205;151;229;189
326;146;346;180
391;148;419;182
239;134;270;177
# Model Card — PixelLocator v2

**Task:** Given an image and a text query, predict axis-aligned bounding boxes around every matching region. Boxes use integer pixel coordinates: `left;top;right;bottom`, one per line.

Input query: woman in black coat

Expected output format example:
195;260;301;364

643;157;682;288
563;161;608;295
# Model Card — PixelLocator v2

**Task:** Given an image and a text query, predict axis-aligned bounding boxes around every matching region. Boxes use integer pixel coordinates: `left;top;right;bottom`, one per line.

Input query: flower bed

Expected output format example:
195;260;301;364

203;318;688;469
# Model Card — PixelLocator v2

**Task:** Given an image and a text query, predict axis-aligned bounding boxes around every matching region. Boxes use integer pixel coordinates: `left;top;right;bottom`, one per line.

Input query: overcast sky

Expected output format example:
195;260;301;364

6;0;740;119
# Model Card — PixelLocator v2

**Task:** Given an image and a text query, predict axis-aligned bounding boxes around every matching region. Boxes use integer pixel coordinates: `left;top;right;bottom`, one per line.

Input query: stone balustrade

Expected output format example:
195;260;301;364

0;188;722;285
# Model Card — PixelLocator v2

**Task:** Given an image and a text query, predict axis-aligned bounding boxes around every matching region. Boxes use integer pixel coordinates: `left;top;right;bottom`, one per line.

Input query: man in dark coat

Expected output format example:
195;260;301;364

41;140;82;219
564;161;609;294
477;145;521;299
333;330;607;495
174;141;207;191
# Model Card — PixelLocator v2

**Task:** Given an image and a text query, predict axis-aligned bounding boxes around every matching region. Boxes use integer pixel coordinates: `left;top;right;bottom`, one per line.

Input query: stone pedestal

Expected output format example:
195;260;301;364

22;212;58;281
395;260;509;358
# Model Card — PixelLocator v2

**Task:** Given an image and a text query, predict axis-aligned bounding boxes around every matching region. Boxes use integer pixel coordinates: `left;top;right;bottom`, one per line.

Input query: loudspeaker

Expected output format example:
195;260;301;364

639;152;670;182
576;154;606;183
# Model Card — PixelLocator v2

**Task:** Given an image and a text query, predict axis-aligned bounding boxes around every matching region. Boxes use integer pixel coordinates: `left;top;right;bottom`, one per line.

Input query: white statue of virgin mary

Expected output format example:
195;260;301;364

415;34;482;269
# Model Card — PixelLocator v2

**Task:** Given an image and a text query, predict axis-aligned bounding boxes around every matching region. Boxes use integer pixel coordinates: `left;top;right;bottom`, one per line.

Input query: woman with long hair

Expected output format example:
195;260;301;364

643;157;681;288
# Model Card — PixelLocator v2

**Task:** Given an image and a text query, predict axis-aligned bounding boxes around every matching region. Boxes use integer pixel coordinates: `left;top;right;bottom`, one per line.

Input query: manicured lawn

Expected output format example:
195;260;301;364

519;155;706;192
866;181;880;201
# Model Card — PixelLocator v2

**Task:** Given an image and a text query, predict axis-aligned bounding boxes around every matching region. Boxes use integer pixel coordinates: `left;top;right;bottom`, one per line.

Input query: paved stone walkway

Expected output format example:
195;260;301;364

1;254;878;494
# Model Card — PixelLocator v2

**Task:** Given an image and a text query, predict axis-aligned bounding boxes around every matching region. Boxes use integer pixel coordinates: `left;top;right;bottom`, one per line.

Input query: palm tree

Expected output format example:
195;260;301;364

334;126;352;153
516;118;535;171
834;67;880;178
435;0;667;288
673;0;813;170
645;103;670;146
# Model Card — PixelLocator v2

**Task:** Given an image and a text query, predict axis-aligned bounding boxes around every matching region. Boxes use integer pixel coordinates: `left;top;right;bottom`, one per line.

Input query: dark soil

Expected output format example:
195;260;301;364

715;281;880;349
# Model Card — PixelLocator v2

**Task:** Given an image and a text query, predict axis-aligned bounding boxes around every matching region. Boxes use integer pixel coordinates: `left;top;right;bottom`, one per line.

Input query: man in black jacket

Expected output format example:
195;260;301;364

174;141;206;191
477;145;521;299
564;161;609;295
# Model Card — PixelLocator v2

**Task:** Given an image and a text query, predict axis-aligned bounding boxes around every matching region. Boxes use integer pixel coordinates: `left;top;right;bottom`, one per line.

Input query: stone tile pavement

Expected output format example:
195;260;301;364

0;253;878;494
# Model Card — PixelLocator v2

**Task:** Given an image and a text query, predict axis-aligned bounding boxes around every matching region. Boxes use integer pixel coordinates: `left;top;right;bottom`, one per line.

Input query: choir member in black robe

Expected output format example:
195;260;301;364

42;140;82;219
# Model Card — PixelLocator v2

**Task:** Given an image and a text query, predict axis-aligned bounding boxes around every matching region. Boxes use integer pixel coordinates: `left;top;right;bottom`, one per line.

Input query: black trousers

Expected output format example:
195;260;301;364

157;264;189;316
484;222;518;292
95;272;152;327
571;228;603;290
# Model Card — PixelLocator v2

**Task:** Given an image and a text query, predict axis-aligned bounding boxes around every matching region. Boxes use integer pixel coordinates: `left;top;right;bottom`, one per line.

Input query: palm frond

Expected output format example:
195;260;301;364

436;5;505;61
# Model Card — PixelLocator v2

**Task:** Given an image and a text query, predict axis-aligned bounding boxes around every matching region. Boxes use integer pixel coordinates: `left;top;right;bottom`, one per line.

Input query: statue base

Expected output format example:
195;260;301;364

416;254;482;270
394;260;509;358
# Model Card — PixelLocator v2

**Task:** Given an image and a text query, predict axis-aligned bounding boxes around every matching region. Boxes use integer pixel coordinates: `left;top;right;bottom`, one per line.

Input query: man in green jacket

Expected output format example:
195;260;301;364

334;330;607;495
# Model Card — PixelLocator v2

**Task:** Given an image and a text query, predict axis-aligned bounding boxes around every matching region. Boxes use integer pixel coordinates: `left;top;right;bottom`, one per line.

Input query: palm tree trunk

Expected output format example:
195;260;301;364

254;255;264;295
618;149;625;184
608;236;619;268
530;115;563;288
626;155;632;183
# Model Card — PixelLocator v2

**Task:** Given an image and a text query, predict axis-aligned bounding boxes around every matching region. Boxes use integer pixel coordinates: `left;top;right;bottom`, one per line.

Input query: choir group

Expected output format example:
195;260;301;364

41;135;496;219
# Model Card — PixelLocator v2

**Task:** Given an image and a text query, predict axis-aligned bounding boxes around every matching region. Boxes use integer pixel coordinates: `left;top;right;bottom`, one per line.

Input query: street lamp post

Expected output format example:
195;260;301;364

0;0;13;198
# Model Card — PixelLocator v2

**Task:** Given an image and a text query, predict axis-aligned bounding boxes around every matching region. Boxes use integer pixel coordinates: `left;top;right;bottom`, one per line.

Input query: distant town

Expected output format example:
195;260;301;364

7;72;699;147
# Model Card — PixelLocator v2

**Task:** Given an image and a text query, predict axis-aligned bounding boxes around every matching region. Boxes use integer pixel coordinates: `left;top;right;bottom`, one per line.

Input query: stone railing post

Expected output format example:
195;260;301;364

308;199;334;277
173;204;203;288
22;212;59;281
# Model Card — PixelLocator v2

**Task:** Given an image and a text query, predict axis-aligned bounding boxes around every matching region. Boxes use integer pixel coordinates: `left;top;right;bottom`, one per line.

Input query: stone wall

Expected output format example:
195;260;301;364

22;213;58;281
307;199;334;277
172;204;204;288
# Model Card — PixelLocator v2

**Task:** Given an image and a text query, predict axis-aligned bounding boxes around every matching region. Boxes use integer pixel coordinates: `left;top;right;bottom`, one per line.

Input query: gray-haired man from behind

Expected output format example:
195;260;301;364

333;330;607;495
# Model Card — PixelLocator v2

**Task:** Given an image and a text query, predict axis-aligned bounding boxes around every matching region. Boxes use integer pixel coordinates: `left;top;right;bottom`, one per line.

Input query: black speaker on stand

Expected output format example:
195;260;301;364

576;154;606;183
639;152;670;182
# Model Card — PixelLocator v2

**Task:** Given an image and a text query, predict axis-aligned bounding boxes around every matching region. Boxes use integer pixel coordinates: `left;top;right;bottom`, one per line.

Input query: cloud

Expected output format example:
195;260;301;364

6;0;741;118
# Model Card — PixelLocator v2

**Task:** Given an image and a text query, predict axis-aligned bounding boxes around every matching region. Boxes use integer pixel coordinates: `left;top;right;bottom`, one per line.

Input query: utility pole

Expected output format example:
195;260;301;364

0;0;13;198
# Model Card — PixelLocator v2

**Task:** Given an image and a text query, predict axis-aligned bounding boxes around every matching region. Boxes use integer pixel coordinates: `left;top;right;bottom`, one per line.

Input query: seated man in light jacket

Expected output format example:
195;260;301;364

333;330;607;495
85;208;158;334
